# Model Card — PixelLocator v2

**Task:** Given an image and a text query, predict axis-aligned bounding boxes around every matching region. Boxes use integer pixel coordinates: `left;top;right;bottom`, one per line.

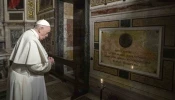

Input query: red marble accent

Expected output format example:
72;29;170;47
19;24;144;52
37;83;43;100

91;2;153;16
67;19;73;47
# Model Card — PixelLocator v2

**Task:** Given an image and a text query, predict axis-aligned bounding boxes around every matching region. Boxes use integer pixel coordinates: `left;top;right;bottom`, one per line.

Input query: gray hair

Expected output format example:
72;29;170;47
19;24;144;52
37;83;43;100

34;24;45;29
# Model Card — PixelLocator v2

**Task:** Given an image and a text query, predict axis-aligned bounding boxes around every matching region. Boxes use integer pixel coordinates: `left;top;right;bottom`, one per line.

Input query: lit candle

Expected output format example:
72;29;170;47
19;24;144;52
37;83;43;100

100;78;103;84
131;65;134;69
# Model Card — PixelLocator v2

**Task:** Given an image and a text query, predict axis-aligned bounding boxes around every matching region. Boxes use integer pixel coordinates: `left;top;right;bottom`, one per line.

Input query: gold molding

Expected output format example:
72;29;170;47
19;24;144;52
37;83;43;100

27;0;35;20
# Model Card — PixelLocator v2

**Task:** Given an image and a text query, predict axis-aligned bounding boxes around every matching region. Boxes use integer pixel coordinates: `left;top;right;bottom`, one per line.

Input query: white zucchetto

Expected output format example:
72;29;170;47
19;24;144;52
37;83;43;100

36;19;50;26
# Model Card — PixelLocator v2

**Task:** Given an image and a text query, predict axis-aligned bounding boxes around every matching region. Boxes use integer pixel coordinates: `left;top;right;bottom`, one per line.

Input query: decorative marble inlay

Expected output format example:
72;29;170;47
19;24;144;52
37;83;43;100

94;43;99;50
94;50;118;75
94;21;119;42
121;19;131;27
91;0;105;7
65;50;73;60
67;19;73;47
10;29;23;47
119;70;129;79
163;49;175;59
64;2;73;18
93;16;175;90
27;0;35;20
57;0;64;57
131;60;173;91
132;16;175;46
91;2;153;16
91;0;121;7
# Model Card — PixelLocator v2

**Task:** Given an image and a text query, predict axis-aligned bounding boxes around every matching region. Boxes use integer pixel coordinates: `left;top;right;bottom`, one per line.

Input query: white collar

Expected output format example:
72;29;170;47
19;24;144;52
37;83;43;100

31;29;39;39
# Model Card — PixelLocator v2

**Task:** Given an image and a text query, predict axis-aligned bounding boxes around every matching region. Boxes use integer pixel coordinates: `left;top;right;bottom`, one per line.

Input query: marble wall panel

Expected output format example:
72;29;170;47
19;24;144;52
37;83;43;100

94;21;119;42
64;2;73;19
62;2;73;74
66;19;73;47
132;16;175;46
91;1;175;99
65;50;73;60
93;16;175;91
10;29;23;48
131;60;174;90
94;50;118;76
5;25;24;52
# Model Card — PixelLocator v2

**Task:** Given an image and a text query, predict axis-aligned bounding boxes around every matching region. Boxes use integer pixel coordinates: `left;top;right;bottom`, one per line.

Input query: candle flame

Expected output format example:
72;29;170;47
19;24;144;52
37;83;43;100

101;78;103;84
131;65;134;69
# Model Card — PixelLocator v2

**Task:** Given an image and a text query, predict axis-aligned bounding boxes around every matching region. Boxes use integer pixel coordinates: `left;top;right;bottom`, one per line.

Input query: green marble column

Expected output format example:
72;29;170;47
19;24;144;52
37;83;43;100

73;0;90;97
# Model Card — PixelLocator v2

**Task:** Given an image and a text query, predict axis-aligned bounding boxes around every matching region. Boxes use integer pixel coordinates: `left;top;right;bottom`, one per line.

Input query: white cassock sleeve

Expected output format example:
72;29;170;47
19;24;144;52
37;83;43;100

26;40;52;74
27;63;52;74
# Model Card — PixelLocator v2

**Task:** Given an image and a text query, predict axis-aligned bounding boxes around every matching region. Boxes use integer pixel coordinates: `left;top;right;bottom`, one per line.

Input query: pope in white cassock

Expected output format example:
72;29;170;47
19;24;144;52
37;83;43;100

6;19;55;100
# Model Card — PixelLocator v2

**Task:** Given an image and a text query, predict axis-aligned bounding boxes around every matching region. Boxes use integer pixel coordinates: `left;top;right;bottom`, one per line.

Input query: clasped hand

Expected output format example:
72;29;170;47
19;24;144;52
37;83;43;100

48;57;55;65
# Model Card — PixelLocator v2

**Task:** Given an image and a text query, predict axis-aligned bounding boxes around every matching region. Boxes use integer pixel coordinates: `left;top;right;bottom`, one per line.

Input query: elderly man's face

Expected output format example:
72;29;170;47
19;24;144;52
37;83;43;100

39;26;51;40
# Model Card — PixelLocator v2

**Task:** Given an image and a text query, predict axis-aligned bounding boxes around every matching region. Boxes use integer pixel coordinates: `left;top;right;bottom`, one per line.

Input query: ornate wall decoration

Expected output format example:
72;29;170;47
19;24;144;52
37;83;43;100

10;29;23;47
26;0;35;20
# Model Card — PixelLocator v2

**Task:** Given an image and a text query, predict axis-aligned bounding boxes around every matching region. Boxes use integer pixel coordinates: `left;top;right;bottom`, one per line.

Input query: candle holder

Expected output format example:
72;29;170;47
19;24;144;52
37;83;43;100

100;83;105;100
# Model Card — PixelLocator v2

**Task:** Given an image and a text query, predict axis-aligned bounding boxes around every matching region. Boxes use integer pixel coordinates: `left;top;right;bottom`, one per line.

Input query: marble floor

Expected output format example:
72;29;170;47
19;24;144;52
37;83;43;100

0;74;100;100
45;74;100;100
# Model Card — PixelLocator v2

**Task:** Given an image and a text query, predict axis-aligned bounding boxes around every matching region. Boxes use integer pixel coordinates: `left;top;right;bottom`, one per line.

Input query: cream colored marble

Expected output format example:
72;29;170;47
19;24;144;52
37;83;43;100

90;3;175;100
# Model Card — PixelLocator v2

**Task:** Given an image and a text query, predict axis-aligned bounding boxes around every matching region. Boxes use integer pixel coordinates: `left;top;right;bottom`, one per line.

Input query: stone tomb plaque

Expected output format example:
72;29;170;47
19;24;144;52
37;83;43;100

99;27;162;77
